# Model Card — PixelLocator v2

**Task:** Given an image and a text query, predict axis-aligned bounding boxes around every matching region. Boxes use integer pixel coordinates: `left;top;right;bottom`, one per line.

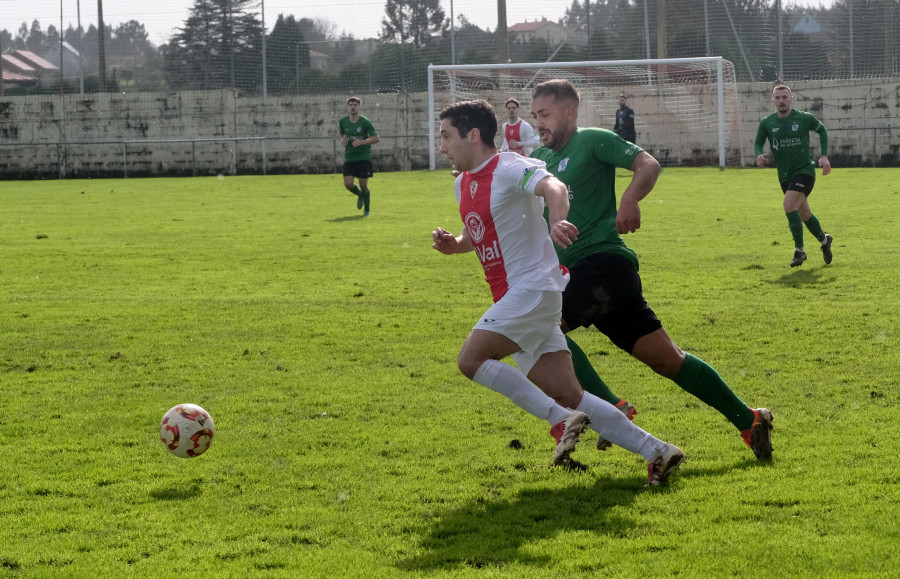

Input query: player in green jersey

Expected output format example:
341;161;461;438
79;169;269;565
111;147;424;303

755;84;834;267
529;79;774;460
338;97;379;216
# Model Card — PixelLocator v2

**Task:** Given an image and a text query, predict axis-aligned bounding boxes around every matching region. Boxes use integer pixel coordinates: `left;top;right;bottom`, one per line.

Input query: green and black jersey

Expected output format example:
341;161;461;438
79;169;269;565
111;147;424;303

339;115;377;163
754;109;828;183
531;128;642;270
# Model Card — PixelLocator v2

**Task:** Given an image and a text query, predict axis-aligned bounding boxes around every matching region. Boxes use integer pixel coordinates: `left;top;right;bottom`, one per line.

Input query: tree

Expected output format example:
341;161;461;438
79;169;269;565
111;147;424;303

164;0;264;92
266;14;309;94
380;0;447;48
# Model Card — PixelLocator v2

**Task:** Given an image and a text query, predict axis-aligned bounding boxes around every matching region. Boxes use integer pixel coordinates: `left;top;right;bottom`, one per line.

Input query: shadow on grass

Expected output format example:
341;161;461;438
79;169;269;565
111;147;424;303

150;484;202;501
767;267;835;287
398;477;646;571
327;215;367;223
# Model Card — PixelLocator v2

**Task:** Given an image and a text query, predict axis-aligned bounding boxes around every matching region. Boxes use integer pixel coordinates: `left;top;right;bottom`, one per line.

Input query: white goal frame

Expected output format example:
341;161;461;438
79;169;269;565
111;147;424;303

427;57;743;170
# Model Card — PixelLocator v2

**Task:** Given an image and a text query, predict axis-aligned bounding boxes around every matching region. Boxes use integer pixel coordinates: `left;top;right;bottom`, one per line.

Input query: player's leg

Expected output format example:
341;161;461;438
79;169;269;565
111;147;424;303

783;181;808;266
525;348;684;484
564;334;622;405
343;172;363;198
797;193;833;264
359;169;371;215
574;253;772;459
458;295;589;463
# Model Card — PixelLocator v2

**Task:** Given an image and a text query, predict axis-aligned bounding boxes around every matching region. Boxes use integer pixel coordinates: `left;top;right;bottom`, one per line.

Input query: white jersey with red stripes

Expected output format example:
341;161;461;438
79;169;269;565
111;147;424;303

455;152;569;302
500;119;539;155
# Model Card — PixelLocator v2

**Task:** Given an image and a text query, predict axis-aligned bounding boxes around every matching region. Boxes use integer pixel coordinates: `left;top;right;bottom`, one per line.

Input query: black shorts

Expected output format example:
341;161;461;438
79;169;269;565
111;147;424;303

343;160;374;179
562;252;663;353
781;173;815;196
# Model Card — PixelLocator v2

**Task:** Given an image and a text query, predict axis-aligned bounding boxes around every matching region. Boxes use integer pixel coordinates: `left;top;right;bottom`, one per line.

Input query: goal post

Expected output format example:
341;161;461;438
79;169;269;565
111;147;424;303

427;57;744;170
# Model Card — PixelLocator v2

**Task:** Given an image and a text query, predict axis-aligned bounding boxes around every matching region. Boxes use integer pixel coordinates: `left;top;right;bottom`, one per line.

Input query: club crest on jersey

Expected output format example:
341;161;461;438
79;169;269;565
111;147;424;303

469;180;478;199
792;123;799;132
464;211;486;243
356;127;362;133
558;158;569;172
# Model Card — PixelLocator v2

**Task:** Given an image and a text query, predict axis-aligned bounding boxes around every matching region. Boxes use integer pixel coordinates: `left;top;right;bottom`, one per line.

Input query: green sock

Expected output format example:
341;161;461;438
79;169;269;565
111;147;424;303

351;185;362;196
786;211;804;248
362;189;370;212
672;353;755;431
566;335;621;405
804;214;825;242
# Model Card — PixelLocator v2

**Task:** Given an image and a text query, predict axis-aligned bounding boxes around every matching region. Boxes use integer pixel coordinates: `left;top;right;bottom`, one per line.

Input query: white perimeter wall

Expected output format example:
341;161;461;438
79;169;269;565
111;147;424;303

0;78;897;179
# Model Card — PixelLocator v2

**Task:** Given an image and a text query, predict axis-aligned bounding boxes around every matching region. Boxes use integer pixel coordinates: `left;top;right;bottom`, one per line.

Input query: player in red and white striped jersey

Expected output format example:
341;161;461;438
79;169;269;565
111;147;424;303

431;100;684;483
499;98;541;156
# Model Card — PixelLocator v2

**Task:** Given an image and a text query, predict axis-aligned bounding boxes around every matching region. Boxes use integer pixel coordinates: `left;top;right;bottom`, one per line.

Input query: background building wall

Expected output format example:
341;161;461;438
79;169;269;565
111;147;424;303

0;78;898;179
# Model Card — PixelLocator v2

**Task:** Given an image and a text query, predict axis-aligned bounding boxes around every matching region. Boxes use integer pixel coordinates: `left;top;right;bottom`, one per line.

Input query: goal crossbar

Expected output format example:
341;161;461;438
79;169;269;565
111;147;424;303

427;57;742;170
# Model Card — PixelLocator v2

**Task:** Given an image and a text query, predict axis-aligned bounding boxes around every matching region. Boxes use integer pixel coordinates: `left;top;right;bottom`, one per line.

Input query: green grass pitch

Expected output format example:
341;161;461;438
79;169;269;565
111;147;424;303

1;168;898;576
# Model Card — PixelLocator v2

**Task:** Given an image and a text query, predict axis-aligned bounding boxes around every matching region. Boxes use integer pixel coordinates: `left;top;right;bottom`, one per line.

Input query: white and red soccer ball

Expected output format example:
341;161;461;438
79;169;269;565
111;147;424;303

160;404;215;458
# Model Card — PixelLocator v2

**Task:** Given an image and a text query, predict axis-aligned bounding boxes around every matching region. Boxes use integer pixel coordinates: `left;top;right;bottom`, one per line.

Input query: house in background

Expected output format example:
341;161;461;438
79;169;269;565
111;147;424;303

510;18;585;47
310;50;331;70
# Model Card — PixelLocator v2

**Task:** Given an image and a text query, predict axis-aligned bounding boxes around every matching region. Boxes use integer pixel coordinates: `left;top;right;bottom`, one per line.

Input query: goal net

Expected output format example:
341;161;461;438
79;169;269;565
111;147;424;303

428;57;744;170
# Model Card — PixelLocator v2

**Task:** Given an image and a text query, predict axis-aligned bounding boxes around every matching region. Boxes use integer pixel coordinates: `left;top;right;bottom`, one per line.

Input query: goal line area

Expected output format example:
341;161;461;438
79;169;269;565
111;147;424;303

428;57;744;170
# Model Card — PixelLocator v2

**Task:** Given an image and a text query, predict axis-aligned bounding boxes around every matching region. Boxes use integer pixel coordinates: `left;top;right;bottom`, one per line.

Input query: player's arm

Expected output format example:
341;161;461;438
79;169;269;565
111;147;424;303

518;123;541;148
535;176;578;249
814;120;831;175
616;151;661;235
754;124;769;167
432;226;473;254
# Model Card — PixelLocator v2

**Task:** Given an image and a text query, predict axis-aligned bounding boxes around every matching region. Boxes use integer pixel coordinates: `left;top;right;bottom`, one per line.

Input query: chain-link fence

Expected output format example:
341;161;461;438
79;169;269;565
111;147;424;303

1;0;898;96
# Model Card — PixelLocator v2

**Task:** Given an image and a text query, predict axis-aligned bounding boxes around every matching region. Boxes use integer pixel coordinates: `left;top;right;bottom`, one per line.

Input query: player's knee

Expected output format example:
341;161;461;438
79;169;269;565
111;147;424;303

457;353;482;380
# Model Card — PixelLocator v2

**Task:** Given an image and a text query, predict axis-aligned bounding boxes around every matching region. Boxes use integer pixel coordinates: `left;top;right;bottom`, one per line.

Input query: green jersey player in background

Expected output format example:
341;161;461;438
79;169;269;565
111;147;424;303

529;79;774;460
339;97;379;216
755;84;834;267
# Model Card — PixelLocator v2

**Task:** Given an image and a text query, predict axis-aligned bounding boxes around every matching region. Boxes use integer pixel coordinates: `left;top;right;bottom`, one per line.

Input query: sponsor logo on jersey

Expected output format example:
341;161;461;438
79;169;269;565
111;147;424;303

474;240;502;264
464;211;485;243
469;180;478;199
558;158;569;172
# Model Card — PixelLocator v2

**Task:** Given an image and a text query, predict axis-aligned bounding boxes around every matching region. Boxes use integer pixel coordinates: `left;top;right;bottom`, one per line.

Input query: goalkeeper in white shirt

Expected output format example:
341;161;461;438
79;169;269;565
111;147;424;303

500;98;541;156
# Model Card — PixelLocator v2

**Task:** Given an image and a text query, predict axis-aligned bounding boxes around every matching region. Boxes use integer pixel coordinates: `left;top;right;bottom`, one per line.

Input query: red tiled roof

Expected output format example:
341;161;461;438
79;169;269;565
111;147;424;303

1;54;37;72
1;70;39;83
509;19;554;32
14;50;59;71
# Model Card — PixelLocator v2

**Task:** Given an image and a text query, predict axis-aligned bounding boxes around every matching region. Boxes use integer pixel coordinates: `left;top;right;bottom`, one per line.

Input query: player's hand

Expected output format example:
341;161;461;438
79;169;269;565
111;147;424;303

352;139;363;148
432;227;458;254
819;155;832;176
549;220;578;249
510;140;521;149
340;137;348;146
616;198;642;234
756;154;768;168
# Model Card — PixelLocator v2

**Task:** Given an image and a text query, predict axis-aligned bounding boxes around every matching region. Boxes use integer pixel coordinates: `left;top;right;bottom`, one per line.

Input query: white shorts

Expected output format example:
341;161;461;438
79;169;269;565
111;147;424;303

473;288;569;376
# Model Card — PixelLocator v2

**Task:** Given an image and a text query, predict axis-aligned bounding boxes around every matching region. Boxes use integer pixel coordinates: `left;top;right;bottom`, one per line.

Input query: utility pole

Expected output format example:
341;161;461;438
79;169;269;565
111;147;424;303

98;0;107;89
497;0;508;65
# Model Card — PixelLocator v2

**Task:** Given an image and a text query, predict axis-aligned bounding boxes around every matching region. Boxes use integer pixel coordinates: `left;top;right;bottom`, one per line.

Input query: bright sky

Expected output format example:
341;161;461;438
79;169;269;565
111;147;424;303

0;0;835;47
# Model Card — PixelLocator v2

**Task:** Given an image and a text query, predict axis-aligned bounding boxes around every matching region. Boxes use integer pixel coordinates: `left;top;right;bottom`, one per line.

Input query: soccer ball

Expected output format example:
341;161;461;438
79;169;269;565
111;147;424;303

160;404;215;458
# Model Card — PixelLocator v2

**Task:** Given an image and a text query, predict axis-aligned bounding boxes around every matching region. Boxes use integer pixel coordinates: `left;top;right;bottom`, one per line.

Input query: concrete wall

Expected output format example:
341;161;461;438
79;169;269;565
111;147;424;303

0;78;898;179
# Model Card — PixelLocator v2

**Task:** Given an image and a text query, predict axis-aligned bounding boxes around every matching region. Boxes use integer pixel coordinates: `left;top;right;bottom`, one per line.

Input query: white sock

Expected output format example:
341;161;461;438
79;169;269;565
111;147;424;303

576;392;666;462
473;360;571;426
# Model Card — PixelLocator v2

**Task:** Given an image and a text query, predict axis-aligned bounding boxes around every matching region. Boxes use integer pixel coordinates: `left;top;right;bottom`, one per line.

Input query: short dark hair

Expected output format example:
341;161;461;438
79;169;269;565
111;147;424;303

532;79;581;106
439;100;497;147
504;97;520;107
347;96;361;105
